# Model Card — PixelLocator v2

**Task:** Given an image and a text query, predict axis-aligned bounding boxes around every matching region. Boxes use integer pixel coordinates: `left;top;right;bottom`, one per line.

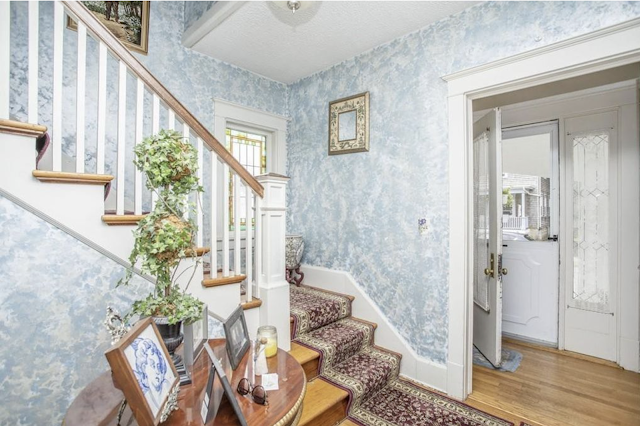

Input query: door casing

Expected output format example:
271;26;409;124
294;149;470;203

443;18;640;400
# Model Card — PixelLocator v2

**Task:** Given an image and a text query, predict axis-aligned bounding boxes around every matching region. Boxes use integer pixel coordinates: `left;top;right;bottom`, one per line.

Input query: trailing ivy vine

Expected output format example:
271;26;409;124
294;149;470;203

120;129;204;325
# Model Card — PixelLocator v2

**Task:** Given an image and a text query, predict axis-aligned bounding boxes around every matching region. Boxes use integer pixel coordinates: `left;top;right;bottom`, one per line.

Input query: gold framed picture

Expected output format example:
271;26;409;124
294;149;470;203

68;1;150;55
328;92;370;155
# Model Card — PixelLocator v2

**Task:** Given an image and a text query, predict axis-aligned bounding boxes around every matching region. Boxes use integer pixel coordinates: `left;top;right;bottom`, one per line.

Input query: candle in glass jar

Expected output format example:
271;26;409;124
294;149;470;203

257;325;278;358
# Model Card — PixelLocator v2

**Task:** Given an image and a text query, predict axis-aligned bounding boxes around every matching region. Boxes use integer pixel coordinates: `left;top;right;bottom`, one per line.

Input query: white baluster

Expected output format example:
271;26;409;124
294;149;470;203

168;109;175;130
152;94;160;133
52;1;64;171
182;123;190;220
96;41;106;175
234;174;241;276
196;137;204;246
28;1;39;124
245;187;253;301
75;21;87;173
151;94;159;209
134;78;143;215
116;61;126;216
0;2;9;119
222;163;230;277
210;153;218;275
254;195;262;298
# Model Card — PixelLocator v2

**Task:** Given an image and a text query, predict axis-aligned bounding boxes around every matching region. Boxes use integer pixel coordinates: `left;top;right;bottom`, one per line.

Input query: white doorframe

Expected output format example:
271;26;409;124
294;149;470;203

443;17;640;400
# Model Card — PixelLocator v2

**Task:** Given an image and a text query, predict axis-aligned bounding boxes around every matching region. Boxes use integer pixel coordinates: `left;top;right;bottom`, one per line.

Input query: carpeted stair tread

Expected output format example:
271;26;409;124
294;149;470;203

295;317;376;374
350;378;514;426
323;346;401;412
290;284;352;338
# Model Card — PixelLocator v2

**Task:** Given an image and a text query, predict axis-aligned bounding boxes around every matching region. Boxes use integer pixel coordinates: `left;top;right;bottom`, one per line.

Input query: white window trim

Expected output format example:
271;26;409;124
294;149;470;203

442;18;640;400
213;98;288;175
212;98;289;245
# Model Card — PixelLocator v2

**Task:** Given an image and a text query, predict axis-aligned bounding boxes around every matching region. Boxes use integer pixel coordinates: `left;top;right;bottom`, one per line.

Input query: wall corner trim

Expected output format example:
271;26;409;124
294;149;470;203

300;264;448;395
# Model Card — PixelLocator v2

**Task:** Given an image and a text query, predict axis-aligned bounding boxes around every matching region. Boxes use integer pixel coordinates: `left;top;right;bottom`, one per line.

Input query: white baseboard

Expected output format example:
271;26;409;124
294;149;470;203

620;337;640;372
300;264;448;394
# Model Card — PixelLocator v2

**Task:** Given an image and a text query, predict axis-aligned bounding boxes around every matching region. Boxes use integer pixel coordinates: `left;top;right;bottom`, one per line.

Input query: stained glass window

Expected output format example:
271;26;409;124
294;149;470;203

226;128;267;230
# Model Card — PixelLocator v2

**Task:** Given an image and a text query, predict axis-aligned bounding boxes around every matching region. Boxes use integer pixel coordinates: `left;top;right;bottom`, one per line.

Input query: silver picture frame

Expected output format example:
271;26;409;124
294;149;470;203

183;305;208;372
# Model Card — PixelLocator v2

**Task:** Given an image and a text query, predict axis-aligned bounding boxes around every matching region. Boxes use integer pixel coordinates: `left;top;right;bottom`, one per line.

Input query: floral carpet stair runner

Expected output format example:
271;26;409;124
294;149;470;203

290;285;515;426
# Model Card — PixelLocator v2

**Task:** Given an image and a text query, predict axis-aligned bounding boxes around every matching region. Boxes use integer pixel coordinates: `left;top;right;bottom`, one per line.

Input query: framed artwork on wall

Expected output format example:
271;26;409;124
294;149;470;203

68;1;150;54
104;317;179;426
328;92;370;155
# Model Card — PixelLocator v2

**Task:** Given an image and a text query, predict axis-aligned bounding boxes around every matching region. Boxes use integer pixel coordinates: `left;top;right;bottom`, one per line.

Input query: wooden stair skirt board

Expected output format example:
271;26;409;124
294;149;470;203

33;170;114;185
202;271;246;288
241;297;262;310
0;119;47;137
101;214;147;225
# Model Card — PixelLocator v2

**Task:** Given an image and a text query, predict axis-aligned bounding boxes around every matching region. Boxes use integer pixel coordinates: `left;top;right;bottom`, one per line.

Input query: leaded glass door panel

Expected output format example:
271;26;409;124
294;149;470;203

564;111;617;362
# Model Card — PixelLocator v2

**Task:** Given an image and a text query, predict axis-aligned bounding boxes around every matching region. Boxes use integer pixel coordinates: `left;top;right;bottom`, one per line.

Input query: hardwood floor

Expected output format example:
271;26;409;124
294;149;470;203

468;340;640;426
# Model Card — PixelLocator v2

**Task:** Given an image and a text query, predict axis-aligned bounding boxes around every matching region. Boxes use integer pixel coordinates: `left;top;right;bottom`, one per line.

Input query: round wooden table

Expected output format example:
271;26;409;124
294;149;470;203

64;339;306;426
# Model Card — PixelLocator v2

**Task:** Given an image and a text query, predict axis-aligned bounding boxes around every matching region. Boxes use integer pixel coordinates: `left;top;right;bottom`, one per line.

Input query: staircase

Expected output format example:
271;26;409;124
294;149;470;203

288;284;393;426
288;284;516;426
0;1;289;339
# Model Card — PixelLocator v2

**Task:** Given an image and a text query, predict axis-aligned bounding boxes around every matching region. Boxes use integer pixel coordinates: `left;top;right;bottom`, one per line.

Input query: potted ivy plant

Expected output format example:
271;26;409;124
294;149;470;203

119;129;204;363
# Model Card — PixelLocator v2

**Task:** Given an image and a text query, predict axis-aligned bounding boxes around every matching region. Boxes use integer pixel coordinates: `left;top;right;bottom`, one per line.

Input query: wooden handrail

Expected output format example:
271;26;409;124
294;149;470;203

62;1;264;198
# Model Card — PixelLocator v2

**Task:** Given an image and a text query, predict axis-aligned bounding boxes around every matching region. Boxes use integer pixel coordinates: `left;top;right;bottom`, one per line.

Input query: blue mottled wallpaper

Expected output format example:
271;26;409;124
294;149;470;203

0;195;153;425
184;1;217;32
286;1;640;364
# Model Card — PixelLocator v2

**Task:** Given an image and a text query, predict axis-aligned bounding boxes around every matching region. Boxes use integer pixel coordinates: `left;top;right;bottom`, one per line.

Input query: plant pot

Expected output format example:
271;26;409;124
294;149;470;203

153;316;184;366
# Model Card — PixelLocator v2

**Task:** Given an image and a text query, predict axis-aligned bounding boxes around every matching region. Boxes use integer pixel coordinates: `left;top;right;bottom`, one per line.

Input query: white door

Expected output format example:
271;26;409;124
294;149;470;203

501;122;560;345
563;111;618;361
473;108;504;367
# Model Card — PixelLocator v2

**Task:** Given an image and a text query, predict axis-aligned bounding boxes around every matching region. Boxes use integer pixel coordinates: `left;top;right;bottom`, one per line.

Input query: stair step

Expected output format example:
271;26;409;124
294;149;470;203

290;315;377;340
184;247;210;257
33;170;114;185
0;118;47;137
202;271;246;288
299;379;349;426
102;214;147;225
299;285;355;302
241;297;262;310
290;342;320;380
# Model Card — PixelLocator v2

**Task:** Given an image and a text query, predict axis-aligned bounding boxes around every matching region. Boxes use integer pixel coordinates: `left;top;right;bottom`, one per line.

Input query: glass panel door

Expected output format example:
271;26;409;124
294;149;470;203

473;131;490;312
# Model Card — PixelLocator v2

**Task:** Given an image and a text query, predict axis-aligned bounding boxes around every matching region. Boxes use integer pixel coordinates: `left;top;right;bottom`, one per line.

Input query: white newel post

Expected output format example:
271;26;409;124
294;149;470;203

256;173;291;351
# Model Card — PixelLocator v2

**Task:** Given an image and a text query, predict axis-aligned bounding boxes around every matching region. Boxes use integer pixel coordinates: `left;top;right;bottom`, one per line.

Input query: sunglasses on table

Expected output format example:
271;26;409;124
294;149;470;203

237;378;268;406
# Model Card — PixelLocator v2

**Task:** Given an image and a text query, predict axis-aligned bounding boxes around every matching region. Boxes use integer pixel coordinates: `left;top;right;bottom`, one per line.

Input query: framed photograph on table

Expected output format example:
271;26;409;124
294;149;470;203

183;305;208;370
200;343;248;426
223;305;250;370
104;317;179;426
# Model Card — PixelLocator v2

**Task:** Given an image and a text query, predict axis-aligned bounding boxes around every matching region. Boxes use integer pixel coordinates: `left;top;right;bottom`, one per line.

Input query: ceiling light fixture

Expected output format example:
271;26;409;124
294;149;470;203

287;1;301;14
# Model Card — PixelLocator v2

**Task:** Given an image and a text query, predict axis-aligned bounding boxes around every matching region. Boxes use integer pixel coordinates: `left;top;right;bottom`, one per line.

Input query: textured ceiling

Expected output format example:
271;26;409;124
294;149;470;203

191;1;479;84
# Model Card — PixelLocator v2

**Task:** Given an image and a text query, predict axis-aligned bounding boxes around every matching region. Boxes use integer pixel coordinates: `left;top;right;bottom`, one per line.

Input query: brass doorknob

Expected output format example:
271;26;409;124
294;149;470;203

484;268;493;276
501;267;508;276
